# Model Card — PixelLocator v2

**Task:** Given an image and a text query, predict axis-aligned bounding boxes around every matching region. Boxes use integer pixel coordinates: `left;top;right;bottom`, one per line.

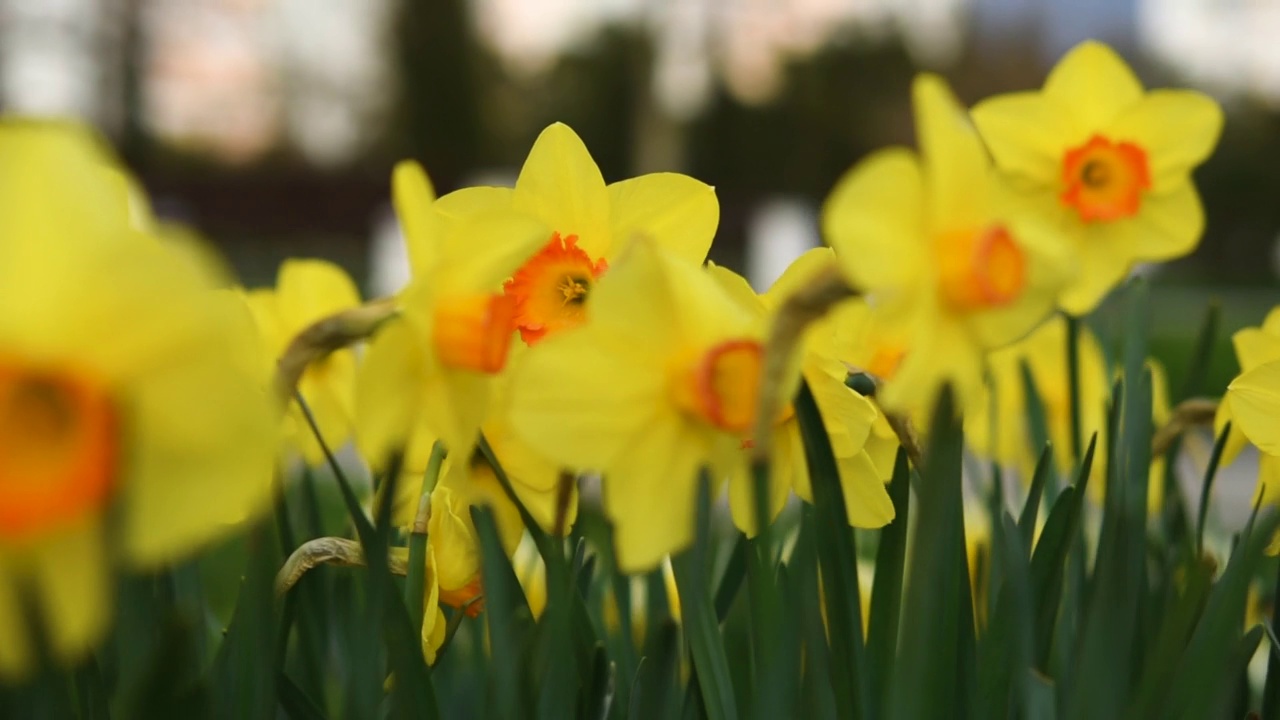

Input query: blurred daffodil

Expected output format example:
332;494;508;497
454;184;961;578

707;249;894;535
1218;308;1280;506
971;40;1223;314
246;259;361;465
507;239;763;572
355;161;545;466
0;122;275;677
436;122;718;345
822;74;1073;415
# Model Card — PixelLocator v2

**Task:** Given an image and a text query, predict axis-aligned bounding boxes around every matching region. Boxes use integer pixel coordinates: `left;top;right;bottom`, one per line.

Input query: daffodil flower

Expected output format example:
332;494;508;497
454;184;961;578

707;249;894;536
246;259;361;465
436;122;718;345
507;239;763;572
822;74;1073;415
0;122;276;676
971;40;1224;314
1218;308;1280;506
354;161;545;466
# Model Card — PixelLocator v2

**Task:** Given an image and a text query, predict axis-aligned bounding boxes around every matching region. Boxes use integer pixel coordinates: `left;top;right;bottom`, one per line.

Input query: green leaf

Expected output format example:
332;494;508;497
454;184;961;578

793;506;838;720
795;380;872;720
210;522;280;720
278;672;328;720
1020;360;1052;484
867;448;910;713
713;536;748;622
1028;434;1097;671
671;476;739;720
889;386;972;720
1165;513;1280;720
631;620;681;720
1177;299;1220;400
1126;555;1214;719
975;513;1035;719
745;458;798;720
1262;558;1280;718
473;505;535;720
1019;446;1053;552
1195;423;1231;556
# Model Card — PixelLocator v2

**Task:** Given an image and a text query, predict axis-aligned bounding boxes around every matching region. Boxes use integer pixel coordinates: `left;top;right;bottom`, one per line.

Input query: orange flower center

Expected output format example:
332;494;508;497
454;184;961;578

440;576;485;617
1060;134;1151;222
675;339;764;434
433;293;518;373
866;343;907;380
935;224;1027;311
0;360;117;541
503;233;608;345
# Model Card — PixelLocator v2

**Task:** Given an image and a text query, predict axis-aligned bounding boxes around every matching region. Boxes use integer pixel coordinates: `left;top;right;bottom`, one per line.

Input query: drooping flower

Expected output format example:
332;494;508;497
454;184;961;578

245;259;361;465
971;40;1224;314
706;249;894;535
354;161;545;467
0;122;276;677
506;239;764;572
822;74;1073;415
1217;308;1280;506
435;122;719;346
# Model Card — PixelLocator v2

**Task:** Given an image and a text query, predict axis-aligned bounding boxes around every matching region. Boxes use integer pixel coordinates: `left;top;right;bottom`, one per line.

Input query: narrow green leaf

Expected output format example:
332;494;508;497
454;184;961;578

1262;558;1280;718
211;522;280;720
867;448;911;714
473;505;534;720
1196;423;1231;556
1020;360;1052;481
1178;300;1221;400
407;441;446;633
277;672;328;720
1065;313;1084;463
795;380;872;720
632;620;681;720
713;536;748;622
1019;445;1053;553
671;476;739;720
889;386;970;720
793;506;838;720
71;656;109;720
1028;434;1096;671
1126;555;1214;719
976;513;1035;719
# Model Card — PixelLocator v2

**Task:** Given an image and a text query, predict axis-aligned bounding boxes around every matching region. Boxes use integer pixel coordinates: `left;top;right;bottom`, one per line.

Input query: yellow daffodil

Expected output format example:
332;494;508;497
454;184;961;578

506;239;763;572
822;74;1073;416
1218;308;1280;505
436;122;718;346
827;300;906;480
971;40;1224;314
966;315;1109;483
0;122;275;677
354;161;545;468
707;249;894;535
246;259;361;465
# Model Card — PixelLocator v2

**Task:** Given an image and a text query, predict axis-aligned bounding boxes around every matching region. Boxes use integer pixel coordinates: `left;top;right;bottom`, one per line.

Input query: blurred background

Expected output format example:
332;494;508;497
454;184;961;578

6;0;1279;367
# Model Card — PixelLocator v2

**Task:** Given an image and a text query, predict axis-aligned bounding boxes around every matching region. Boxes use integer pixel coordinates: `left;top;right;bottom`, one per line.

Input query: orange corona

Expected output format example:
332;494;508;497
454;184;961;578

433;293;518;373
1060;134;1151;222
439;576;486;617
0;360;117;540
503;233;609;345
935;224;1027;311
675;339;764;433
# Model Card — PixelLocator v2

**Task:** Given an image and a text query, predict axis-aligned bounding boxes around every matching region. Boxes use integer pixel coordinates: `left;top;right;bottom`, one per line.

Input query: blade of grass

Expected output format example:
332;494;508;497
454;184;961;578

1195;423;1231;557
473;505;535;720
1019;446;1053;551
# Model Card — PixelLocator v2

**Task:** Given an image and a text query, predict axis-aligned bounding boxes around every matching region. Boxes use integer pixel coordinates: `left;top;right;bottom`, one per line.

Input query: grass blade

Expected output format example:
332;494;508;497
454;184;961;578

866;448;910;714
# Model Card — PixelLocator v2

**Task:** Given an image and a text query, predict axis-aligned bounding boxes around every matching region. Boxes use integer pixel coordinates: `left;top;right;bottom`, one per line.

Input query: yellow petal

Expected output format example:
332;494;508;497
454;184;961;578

706;263;766;320
420;365;491;460
835;451;895;527
1233;327;1280;374
965;213;1073;348
392;160;441;276
762;247;840;310
436;210;548;296
607;172;718;265
1043;41;1143;133
420;548;446;664
971;91;1075;183
1093;180;1204;263
913;73;993;230
355;315;426;471
434;186;514;223
275;258;362;333
507;326;668;472
1259;453;1280;507
31;517;111;666
603;418;709;573
1227;360;1280;456
1106;90;1223;191
295;351;357;465
513;123;611;259
1057;225;1138;316
121;296;277;567
1215;399;1250;468
1262;307;1280;336
822;147;927;293
729;426;791;537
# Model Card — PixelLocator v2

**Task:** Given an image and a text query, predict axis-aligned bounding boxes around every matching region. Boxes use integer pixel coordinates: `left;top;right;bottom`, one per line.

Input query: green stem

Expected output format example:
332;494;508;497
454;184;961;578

1066;313;1084;464
406;441;446;636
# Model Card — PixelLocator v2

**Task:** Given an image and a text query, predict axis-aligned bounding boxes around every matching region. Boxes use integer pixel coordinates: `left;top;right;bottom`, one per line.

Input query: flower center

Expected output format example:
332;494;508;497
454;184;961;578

433;293;518;373
503;233;609;345
0;360;117;540
935;224;1027;310
1060;134;1151;222
674;339;764;433
439;575;485;617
